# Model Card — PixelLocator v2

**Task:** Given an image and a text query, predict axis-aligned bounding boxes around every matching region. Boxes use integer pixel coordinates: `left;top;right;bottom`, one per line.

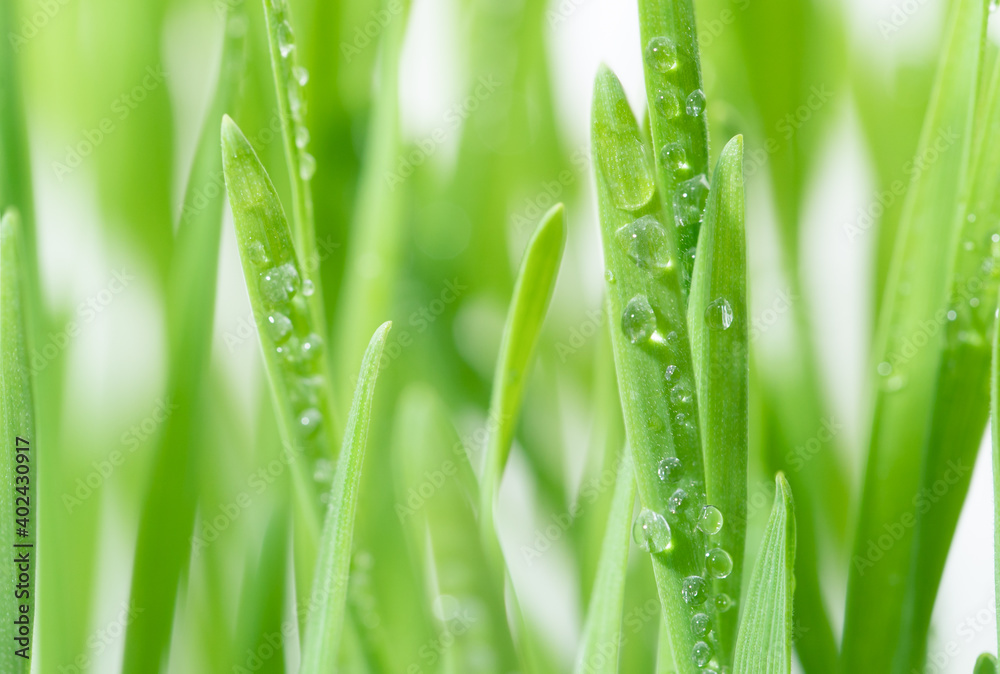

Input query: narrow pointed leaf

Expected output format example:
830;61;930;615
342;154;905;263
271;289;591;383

976;654;999;674
0;211;35;673
844;0;989;670
592;65;709;674
574;453;636;674
687;135;747;665
733;473;796;674
299;321;390;674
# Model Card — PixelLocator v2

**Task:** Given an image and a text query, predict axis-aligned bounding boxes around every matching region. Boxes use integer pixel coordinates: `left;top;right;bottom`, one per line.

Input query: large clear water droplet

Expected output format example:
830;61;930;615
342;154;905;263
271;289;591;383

674;174;710;228
660;142;690;175
714;593;734;612
657;456;682;482
644;36;678;72
685;89;706;117
298;407;322;437
632;508;672;553
699;505;724;535
622;295;657;344
670;383;693;405
681;575;708;605
277;21;295;57
616;215;674;274
654;86;682;119
706;548;733;579
691;613;711;637
259;263;300;305
704;298;734;330
692;640;713;668
266;312;293;343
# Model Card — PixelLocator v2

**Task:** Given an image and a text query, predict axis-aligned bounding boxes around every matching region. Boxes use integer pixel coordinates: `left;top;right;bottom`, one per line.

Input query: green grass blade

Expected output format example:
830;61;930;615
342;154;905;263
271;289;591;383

574;453;636;674
0;210;35;673
299;321;390;674
733;473;796;674
993;293;1000;661
479;203;566;536
687;135;746;666
893;42;1000;674
842;0;989;669
976;654;1000;674
0;2;35;243
120;15;246;670
393;384;518;673
592;65;711;674
636;0;709;287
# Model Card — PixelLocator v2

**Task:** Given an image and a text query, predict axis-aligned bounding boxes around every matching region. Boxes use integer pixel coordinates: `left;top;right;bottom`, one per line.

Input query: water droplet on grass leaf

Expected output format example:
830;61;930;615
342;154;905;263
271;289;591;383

622;295;656;344
645;36;678;72
704;298;734;330
632;508;672;553
616;215;674;274
692;641;713;667
685;89;706;116
674;174;710;227
682;576;708;605
706;548;733;578
278;21;295;57
657;456;682;482
699;505;724;535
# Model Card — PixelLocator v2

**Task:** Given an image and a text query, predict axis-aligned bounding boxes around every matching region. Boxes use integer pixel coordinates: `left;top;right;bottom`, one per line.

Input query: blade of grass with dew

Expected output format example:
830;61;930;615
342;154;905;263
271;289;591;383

261;0;334;413
732;473;795;674
842;0;988;669
479;203;566;555
332;0;410;404
0;210;35;673
0;1;35;258
120;15;247;671
636;0;709;288
392;384;518;674
977;654;1000;674
299;321;390;674
574;452;636;674
221;115;340;619
592;65;711;674
687;135;746;667
893;42;1000;674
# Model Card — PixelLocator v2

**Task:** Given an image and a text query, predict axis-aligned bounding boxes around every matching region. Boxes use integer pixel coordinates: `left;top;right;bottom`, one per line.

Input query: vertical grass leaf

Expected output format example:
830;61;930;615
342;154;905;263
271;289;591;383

976;654;1000;674
592;65;709;674
0;210;35;673
733;473;796;674
574;452;636;674
843;0;989;669
687;135;747;665
299;321;390;674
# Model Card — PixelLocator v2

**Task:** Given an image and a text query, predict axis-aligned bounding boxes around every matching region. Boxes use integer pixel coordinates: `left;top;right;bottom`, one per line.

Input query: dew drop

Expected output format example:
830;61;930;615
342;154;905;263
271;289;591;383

302;279;315;297
277;21;295;57
632;508;672;553
685;89;706;117
300;332;323;360
664;364;678;381
681;575;708;605
313;458;333;482
266;312;293;343
714;593;734;612
300;152;317;180
293;65;310;86
295;124;311;149
654;87;682;118
674;174;710;228
622;295;657;344
658;456;682;482
248;240;269;266
298;407;322;437
667;488;687;515
691;613;711;637
660;142;690;175
670;383;693;405
644;36;678;73
616;215;674;274
698;505;724;535
259;263;301;304
706;548;733;579
704;298;734;330
692;640;713;668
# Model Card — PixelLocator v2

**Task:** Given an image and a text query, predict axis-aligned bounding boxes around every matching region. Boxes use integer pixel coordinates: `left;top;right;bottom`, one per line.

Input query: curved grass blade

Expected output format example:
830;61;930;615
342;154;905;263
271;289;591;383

0;211;35;673
299;321;390;674
733;473;795;674
636;0;709;288
479;203;566;540
574;452;636;674
842;0;989;669
893;42;1000;674
593;64;713;674
687;135;746;666
393;384;518;674
120;14;246;671
976;654;1000;674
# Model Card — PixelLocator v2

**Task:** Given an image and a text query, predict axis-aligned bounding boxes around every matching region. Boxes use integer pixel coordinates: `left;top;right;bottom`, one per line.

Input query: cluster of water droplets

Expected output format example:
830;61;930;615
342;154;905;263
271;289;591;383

248;240;330;488
271;4;316;181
